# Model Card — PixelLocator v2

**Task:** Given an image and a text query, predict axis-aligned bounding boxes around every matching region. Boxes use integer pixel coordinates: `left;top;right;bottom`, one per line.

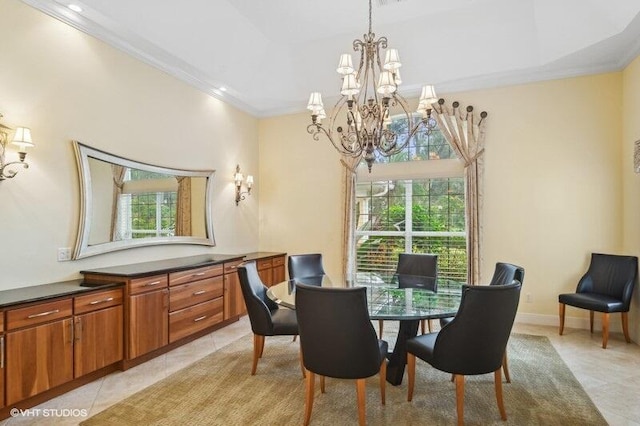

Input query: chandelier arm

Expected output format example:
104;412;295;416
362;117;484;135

307;124;358;156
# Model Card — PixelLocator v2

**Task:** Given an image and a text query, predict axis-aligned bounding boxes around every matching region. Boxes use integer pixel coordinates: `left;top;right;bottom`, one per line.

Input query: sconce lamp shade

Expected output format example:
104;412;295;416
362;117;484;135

12;127;34;150
246;175;254;187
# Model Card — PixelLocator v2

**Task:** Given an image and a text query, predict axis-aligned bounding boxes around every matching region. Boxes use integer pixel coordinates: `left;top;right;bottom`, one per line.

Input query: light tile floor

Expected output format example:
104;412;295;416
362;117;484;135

2;318;639;425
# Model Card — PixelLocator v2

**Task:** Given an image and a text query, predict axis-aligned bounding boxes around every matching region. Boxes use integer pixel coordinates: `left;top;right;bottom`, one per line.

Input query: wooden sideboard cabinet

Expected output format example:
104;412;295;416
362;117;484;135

73;288;124;378
223;260;245;319
0;312;4;409
255;254;286;287
5;299;74;405
127;274;169;359
168;264;224;343
3;288;125;406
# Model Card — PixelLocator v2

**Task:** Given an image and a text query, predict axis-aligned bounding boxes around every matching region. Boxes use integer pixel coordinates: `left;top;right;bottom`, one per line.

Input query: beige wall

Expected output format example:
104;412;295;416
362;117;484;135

622;55;640;342
0;0;259;290
259;73;626;331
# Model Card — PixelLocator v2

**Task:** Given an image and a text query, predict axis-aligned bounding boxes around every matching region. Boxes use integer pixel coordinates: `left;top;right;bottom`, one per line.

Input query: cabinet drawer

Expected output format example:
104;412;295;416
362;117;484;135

257;258;273;270
74;288;123;315
169;298;223;343
169;265;224;287
272;256;285;267
129;274;168;295
224;260;243;274
6;299;73;330
169;276;223;312
0;311;4;332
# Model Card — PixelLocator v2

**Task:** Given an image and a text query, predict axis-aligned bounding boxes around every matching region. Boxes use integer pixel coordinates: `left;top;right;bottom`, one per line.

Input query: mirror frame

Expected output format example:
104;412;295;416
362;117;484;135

72;141;216;259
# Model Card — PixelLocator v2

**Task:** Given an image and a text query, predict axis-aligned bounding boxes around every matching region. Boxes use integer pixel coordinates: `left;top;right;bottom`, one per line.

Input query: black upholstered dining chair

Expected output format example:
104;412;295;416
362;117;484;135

237;261;301;376
439;262;524;328
406;282;522;426
378;253;438;337
288;253;326;280
295;283;387;426
559;253;638;349
439;261;524;382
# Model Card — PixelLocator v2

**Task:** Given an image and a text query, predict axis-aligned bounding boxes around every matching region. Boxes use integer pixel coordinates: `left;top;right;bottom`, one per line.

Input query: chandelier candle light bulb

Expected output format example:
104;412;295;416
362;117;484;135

306;0;439;172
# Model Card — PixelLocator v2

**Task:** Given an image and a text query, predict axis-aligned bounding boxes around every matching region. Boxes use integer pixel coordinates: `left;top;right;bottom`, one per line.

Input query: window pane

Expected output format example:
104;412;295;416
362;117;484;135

356;235;406;273
355;178;467;280
369;114;456;165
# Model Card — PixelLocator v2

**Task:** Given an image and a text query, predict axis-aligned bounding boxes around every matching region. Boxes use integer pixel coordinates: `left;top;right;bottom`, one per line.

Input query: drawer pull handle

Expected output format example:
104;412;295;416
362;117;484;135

228;266;237;270
193;272;206;277
193;315;207;322
27;309;60;319
193;290;207;296
145;281;162;287
89;297;115;305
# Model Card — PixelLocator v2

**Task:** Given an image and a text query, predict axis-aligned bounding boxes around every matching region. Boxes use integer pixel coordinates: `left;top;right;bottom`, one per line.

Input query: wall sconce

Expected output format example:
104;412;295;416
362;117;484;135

234;164;253;205
0;113;35;181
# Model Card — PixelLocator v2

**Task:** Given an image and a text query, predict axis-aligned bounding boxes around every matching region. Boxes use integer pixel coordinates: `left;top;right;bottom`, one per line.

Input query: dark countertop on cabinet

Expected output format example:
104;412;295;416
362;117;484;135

242;252;287;262
0;279;124;309
80;254;246;278
80;252;287;278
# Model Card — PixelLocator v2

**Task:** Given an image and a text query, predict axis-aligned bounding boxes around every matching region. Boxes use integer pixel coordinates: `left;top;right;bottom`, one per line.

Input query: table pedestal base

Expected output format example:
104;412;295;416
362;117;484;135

385;319;419;386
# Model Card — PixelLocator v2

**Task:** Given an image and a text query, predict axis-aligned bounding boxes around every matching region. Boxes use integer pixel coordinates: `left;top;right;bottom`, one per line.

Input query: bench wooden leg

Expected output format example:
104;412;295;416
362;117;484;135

558;303;565;335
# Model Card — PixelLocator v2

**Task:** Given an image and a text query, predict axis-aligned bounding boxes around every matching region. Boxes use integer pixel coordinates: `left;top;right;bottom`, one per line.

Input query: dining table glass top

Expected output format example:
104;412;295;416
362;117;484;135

266;272;463;321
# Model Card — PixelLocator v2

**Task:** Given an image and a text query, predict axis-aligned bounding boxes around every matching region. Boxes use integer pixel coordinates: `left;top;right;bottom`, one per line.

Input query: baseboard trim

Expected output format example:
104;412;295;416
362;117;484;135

515;311;625;333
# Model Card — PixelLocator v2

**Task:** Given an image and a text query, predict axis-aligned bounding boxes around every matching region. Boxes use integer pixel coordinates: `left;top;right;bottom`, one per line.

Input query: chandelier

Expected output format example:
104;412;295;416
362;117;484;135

306;0;438;172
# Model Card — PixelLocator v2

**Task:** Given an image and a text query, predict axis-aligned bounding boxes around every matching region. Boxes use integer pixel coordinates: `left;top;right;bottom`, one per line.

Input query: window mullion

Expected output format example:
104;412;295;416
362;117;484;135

405;179;412;253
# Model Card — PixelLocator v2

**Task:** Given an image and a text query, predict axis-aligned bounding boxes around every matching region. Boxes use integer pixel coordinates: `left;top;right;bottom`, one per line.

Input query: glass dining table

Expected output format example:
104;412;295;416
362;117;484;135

266;272;463;385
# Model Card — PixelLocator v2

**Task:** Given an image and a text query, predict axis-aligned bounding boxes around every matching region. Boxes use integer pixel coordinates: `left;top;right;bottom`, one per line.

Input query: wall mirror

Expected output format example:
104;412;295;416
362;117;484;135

72;141;216;259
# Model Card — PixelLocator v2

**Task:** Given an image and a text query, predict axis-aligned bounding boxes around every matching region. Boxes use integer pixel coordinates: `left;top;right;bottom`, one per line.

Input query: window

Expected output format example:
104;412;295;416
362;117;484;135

354;115;467;280
115;169;178;240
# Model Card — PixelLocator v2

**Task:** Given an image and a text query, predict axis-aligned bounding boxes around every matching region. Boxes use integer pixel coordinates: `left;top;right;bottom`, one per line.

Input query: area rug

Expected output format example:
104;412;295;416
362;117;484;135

82;333;607;425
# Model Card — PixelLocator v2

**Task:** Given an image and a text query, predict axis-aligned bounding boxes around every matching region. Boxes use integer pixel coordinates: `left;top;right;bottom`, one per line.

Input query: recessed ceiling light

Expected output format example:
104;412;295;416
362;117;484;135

219;87;227;92
68;4;83;12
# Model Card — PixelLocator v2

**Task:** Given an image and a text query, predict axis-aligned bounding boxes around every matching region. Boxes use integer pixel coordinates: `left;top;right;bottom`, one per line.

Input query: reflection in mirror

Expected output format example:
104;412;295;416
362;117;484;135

73;141;216;259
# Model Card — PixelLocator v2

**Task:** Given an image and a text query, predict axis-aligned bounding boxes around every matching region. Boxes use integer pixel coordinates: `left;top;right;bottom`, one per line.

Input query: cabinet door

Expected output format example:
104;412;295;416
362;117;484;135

74;305;123;377
6;319;74;405
128;289;168;359
0;334;4;409
272;256;286;284
223;271;246;319
257;268;273;287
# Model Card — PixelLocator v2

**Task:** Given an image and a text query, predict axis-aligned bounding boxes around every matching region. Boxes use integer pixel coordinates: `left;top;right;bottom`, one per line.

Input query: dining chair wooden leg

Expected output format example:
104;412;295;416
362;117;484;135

320;376;326;393
299;344;306;379
621;312;631;343
293;335;297;342
303;370;315;426
494;368;507;420
602;312;610;349
378;319;384;337
590;311;594;333
454;374;465;426
407;353;416;402
502;351;511;383
379;359;386;405
356;378;367;426
427;319;432;333
558;303;565;335
251;334;264;375
420;319;425;335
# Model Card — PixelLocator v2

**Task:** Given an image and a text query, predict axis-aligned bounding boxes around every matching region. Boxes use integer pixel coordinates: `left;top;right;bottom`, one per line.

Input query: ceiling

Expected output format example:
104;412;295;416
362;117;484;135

22;0;640;117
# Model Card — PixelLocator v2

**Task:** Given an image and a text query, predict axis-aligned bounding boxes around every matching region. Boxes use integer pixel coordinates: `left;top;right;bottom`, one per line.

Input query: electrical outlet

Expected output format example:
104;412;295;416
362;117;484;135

525;293;532;303
57;247;72;262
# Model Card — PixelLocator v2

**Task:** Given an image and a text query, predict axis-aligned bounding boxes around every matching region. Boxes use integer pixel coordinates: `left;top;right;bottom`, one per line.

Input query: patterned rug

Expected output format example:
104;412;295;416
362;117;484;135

82;333;607;425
